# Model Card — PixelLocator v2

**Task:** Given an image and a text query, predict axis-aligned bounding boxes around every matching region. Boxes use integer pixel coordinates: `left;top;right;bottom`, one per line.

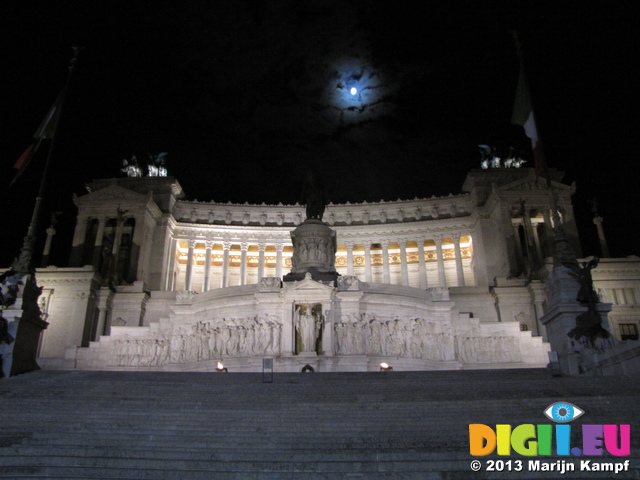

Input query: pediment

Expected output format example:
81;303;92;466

499;175;574;194
282;274;336;301
75;184;150;207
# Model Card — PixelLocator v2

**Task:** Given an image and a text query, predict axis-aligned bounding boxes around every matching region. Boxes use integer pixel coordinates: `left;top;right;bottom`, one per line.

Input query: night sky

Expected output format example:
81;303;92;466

1;1;637;267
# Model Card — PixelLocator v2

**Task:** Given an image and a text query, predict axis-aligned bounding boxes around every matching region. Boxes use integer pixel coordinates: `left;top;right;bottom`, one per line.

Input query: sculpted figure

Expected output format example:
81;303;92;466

564;257;600;305
301;171;326;220
295;305;321;353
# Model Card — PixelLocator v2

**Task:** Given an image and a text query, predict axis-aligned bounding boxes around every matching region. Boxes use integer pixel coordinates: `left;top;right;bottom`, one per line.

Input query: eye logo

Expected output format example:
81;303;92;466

543;402;585;423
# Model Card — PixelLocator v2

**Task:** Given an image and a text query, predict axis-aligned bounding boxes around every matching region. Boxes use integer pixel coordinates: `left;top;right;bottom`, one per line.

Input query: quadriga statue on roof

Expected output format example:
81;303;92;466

301;171;326;221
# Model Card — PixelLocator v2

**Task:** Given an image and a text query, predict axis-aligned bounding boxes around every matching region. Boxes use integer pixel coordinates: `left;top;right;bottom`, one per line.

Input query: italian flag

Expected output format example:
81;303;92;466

512;67;545;176
10;88;66;186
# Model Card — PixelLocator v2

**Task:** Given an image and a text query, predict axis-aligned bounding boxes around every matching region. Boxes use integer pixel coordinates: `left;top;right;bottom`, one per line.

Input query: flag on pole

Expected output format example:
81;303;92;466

10;87;67;186
512;67;545;176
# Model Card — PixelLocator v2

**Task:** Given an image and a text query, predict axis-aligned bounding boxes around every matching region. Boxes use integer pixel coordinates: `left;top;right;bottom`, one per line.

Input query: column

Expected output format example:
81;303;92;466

69;215;89;266
345;241;355;276
166;238;177;291
363;240;373;282
185;239;196;291
321;301;334;356
399;240;409;286
452;234;465;287
542;208;554;259
512;221;525;272
434;235;446;287
275;243;283;279
416;239;428;289
522;205;537;265
240;243;248;285
109;216;126;284
531;221;543;264
203;240;213;291
91;217;106;267
94;287;112;338
130;215;144;281
593;216;610;257
257;243;266;280
221;241;231;288
380;240;391;284
40;226;56;267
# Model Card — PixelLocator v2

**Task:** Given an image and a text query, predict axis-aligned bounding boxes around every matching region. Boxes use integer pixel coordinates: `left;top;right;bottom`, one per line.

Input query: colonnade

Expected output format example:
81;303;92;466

511;210;554;271
70;214;143;284
172;234;473;292
181;240;285;291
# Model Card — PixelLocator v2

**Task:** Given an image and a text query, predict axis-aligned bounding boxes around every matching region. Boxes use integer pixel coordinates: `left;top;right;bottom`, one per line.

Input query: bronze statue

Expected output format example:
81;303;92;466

567;303;611;348
300;171;326;221
564;257;600;305
563;257;612;349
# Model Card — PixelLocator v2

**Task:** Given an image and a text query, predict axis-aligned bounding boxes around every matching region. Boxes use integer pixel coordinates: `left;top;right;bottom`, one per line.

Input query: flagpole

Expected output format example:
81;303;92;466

11;47;83;274
511;32;577;269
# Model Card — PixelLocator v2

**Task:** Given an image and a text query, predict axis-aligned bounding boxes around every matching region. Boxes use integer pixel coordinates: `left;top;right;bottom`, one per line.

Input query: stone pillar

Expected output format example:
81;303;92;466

542;208;554;258
40;226;56;267
108;217;126;284
363;240;373;282
512;221;524;273
522;206;538;268
166;238;177;291
434;236;446;288
321;301;334;357
282;302;295;357
416;239;428;289
69;215;89;266
531;221;543;264
399;240;409;286
452;234;465;287
91;217;106;267
345;241;355;276
528;280;548;340
381;240;391;284
275;243;284;279
257;243;266;280
185;239;196;291
240;243;249;285
203;240;213;291
94;287;113;338
221;241;231;288
129;216;143;283
593;215;610;258
544;208;555;228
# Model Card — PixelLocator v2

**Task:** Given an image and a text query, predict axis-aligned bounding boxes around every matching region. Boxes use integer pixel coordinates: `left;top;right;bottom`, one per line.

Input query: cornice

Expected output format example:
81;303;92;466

172;193;474;229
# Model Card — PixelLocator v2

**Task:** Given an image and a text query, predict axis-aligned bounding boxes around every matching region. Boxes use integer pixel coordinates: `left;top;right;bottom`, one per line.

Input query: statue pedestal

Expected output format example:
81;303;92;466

1;273;48;377
284;219;338;284
540;266;613;375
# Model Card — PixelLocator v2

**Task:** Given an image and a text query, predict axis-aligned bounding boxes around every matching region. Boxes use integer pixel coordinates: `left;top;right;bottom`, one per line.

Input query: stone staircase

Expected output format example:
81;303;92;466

0;369;639;479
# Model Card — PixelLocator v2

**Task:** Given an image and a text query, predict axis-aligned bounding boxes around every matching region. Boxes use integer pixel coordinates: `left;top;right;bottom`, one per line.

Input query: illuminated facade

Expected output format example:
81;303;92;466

30;168;640;371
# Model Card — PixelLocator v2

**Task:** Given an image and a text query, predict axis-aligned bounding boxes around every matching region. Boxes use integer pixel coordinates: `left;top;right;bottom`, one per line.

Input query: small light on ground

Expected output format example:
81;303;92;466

216;361;228;372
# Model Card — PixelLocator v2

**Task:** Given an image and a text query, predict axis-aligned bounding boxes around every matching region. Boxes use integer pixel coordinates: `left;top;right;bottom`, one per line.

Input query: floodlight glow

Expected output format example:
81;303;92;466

379;362;393;371
350;87;357;95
